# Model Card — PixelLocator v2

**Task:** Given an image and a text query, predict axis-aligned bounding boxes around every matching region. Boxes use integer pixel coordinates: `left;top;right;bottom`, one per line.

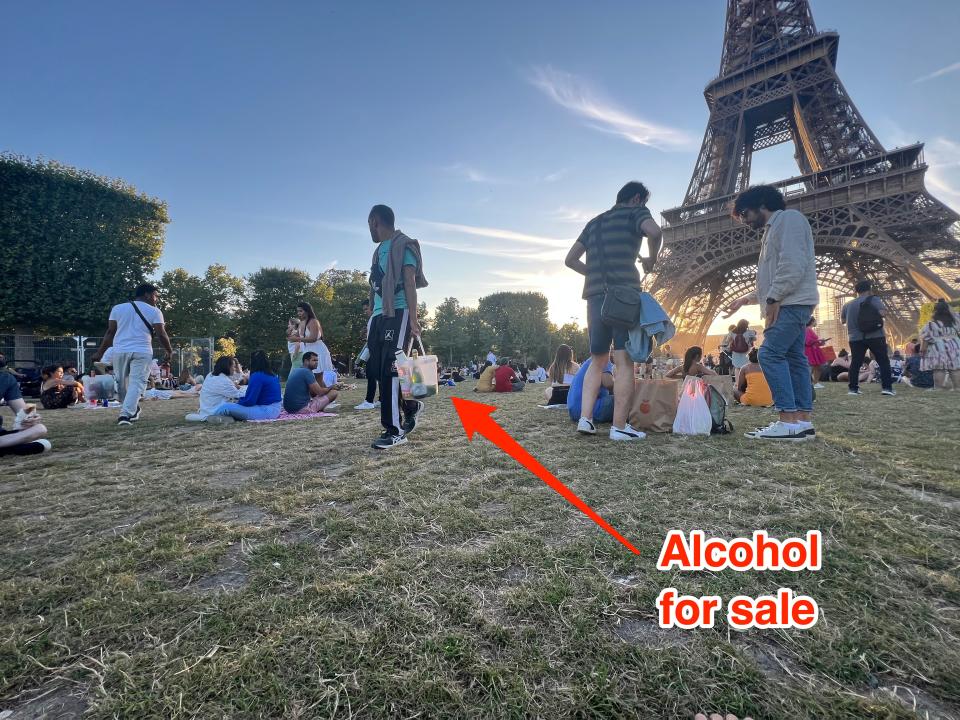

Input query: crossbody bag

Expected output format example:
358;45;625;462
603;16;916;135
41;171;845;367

130;301;156;338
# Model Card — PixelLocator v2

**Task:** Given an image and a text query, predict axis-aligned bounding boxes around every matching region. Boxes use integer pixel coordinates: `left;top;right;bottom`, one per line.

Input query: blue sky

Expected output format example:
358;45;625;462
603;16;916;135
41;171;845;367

4;1;959;332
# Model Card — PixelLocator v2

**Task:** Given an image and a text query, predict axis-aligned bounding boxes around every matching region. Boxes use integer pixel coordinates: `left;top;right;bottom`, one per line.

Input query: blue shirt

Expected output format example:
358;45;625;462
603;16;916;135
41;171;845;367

283;367;316;413
372;239;418;316
238;371;282;407
568;357;614;421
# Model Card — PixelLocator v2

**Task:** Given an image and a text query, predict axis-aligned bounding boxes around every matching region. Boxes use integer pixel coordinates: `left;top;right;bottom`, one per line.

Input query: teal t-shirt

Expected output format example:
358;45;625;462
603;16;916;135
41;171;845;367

372;239;418;316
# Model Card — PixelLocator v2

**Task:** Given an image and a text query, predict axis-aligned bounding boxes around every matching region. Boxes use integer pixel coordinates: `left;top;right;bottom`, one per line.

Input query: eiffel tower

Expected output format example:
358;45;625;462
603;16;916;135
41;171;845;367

648;0;960;348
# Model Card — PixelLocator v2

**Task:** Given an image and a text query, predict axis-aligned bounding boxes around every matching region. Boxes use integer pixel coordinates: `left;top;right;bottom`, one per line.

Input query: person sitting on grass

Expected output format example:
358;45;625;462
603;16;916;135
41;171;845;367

836;351;872;385
185;356;241;421
0;415;51;457
903;343;935;389
567;355;617;427
665;346;717;379
829;349;850;382
734;348;773;407
474;361;497;393
208;351;281;423
494;358;525;392
0;354;41;431
544;344;580;402
283;352;339;414
40;365;85;409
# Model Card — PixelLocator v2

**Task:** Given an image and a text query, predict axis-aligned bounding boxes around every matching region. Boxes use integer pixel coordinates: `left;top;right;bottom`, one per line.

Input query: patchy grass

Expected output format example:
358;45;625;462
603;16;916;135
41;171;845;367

1;382;958;719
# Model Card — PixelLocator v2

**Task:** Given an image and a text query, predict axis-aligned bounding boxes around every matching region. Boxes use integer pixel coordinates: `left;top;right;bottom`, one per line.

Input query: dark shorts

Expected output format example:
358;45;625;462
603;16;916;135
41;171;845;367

0;372;22;404
587;295;629;355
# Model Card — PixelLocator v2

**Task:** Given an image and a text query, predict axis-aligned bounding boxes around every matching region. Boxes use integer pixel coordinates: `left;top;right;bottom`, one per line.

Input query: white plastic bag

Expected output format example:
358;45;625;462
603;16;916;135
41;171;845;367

672;376;712;435
396;338;439;400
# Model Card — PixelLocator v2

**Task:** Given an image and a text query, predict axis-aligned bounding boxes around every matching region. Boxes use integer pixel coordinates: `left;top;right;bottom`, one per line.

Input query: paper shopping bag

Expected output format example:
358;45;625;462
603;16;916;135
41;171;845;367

629;379;679;433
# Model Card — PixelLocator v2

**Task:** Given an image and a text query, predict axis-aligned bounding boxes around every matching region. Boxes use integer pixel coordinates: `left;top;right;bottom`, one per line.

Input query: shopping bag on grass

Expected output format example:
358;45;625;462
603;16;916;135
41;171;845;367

672;377;712;435
629;379;679;433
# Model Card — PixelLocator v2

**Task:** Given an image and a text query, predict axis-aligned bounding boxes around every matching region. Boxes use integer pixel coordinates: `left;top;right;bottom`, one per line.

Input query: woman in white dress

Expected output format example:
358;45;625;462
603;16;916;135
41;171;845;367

294;302;333;373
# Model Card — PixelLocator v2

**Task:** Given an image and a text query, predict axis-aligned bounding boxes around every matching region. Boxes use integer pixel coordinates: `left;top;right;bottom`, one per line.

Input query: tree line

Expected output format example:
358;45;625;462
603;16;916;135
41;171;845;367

158;266;590;370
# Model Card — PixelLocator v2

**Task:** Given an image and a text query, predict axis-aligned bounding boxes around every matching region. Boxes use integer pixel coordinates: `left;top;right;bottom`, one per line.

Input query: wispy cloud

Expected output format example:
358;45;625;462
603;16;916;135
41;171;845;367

409;218;571;249
913;60;960;84
420;239;566;262
444;163;508;185
542;168;568;183
551;206;599;224
528;65;694;150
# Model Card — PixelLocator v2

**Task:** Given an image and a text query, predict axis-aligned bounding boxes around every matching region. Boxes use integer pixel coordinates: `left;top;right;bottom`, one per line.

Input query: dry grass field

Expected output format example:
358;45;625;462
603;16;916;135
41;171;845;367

2;381;959;719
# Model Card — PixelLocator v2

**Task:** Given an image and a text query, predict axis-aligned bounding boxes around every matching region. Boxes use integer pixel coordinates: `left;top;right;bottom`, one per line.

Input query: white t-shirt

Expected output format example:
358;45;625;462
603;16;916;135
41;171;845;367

197;373;241;419
531;367;547;383
486;351;497;364
109;301;164;354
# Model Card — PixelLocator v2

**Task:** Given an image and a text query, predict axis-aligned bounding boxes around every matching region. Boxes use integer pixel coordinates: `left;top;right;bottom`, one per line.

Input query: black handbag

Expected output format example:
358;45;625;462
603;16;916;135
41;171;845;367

596;220;641;328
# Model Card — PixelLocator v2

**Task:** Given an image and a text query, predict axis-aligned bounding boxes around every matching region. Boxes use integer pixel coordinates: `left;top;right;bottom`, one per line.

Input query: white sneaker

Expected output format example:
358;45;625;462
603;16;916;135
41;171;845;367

577;417;597;435
747;420;807;441
610;425;646;441
354;401;376;410
813;383;825;389
325;402;340;411
881;389;896;396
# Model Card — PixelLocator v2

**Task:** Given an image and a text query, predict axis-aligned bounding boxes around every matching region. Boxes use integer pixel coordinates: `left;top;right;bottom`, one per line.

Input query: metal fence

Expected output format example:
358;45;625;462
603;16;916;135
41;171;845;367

0;335;214;377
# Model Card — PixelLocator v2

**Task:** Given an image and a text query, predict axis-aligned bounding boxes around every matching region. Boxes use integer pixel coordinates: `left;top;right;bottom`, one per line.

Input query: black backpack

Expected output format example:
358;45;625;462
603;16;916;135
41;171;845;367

857;296;884;334
705;384;733;435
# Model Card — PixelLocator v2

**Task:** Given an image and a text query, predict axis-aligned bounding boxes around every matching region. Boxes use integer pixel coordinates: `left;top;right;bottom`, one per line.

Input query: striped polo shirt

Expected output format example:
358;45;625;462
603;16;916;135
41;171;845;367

577;204;652;299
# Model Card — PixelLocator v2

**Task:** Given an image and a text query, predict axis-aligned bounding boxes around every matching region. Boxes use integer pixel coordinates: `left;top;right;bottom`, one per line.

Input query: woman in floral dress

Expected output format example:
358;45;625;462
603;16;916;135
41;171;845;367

920;300;960;390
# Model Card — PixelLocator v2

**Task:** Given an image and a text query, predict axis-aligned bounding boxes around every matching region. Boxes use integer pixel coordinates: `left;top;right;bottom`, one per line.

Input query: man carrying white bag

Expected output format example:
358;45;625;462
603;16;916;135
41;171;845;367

365;204;430;450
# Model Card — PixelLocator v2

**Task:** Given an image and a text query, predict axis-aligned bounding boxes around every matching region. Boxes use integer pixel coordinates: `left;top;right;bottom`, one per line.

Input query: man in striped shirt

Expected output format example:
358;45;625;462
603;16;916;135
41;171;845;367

564;181;663;441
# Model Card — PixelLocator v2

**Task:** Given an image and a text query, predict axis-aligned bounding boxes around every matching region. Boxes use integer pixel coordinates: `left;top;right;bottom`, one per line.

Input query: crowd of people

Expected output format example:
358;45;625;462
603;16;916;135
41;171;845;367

3;190;959;456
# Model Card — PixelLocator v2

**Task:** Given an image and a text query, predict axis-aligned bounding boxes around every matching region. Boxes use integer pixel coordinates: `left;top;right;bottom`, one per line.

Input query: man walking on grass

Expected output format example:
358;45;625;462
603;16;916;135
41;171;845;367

564;181;663;441
365;204;429;449
91;283;174;426
841;279;895;396
724;185;819;441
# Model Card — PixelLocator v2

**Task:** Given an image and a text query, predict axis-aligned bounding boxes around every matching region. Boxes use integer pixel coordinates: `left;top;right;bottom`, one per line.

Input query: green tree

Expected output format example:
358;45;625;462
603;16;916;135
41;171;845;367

236;268;314;363
158;264;246;338
0;153;168;337
478;291;552;364
552;322;591;364
461;307;496;364
431;297;466;364
309;268;369;363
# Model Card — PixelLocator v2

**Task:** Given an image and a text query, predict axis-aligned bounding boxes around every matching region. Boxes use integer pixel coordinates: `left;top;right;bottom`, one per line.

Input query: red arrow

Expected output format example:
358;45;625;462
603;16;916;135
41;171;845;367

451;397;640;555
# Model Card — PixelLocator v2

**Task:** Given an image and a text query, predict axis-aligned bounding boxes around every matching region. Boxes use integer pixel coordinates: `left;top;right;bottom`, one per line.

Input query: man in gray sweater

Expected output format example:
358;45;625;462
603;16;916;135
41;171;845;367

724;186;820;441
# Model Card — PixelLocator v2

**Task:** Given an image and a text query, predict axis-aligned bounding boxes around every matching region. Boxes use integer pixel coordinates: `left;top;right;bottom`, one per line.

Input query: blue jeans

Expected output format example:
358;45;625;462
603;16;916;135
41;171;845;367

758;305;814;413
212;401;282;421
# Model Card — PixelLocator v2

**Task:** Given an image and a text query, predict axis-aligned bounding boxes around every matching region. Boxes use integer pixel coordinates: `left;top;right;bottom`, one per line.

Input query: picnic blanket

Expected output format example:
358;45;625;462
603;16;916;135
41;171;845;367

249;410;338;423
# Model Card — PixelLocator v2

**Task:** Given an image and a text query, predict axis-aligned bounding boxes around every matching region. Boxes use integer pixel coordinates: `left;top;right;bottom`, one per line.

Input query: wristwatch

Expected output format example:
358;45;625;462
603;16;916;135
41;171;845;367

766;297;779;305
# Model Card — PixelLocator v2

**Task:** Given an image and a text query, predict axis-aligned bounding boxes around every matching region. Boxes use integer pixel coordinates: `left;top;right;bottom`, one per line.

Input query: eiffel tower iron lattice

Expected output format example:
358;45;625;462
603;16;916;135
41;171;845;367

647;0;960;349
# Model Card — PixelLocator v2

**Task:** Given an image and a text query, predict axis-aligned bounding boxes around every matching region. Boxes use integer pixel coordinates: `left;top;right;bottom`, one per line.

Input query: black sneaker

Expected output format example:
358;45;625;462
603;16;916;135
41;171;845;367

401;401;424;435
372;431;408;450
129;405;142;421
117;415;132;426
